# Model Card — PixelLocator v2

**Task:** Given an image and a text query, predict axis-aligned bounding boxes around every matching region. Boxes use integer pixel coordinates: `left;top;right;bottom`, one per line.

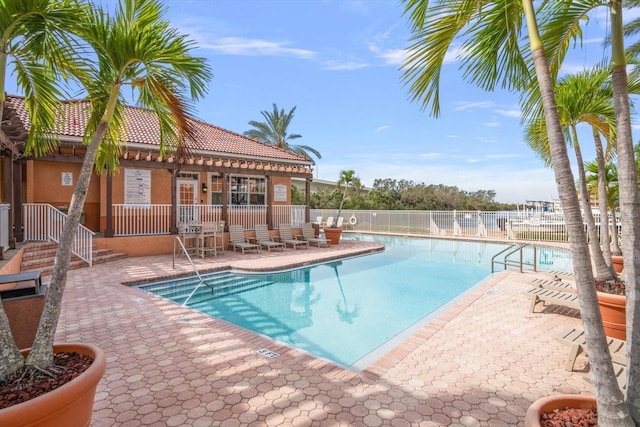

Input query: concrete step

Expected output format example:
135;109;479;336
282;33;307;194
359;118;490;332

20;242;128;276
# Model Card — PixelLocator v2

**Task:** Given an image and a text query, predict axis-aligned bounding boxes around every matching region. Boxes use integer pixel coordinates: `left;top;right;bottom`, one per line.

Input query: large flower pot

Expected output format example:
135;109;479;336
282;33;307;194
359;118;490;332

597;291;626;340
525;394;597;427
611;255;624;273
0;343;106;427
324;227;343;245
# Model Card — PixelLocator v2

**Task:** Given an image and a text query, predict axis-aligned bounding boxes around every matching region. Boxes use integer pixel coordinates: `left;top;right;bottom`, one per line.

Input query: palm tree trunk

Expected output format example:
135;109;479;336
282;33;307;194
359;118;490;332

610;1;640;422
592;128;614;262
571;126;615;280
25;120;109;368
0;307;23;380
522;1;631;424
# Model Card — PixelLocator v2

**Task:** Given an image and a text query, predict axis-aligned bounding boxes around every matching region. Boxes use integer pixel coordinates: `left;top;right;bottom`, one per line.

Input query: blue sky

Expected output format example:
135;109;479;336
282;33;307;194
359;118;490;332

7;1;639;203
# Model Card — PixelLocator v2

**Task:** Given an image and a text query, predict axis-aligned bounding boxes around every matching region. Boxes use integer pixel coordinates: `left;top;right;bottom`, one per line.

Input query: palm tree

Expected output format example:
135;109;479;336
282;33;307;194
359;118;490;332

3;0;211;377
0;0;91;380
244;103;322;163
332;169;356;226
523;66;617;280
400;1;635;423
586;161;622;255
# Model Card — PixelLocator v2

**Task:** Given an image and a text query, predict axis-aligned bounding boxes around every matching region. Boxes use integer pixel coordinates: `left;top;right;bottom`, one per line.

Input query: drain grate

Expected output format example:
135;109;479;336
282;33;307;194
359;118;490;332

257;348;279;358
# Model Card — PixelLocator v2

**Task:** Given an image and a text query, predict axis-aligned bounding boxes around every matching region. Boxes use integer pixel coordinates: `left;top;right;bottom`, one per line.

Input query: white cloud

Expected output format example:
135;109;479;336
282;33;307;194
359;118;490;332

375;48;407;66
482;121;501;128
200;37;316;58
494;108;521;118
375;125;390;133
454;101;496;111
322;60;370;71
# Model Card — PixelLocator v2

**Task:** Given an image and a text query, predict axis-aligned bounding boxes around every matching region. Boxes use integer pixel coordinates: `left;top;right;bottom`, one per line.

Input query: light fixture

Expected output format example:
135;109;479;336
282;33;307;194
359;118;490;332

201;183;208;193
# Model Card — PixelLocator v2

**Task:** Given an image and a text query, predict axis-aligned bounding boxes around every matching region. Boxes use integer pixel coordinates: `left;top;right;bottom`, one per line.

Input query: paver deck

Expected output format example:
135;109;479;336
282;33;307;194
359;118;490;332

44;238;592;426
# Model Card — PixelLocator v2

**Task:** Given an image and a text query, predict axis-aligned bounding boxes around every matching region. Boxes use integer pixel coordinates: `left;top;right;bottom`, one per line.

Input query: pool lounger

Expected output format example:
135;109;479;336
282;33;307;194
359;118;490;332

525;286;580;313
530;277;575;293
555;326;627;371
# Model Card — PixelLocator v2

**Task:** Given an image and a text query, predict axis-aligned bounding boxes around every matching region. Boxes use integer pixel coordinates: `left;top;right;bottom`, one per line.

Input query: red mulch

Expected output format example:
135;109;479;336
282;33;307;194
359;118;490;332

0;351;93;409
595;278;626;296
540;406;598;426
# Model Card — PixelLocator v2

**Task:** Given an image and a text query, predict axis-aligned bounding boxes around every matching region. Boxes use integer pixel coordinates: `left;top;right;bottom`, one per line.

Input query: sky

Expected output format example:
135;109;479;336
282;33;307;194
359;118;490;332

7;1;640;203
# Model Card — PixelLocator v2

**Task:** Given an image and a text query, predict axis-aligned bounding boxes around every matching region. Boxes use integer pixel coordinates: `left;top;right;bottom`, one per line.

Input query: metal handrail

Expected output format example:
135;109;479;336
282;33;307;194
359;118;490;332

491;243;537;273
172;236;214;306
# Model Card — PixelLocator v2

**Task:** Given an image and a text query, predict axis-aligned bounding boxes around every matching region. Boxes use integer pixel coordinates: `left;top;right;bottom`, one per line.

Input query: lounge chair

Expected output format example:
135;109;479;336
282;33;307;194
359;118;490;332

335;216;344;228
301;223;330;247
324;216;334;228
555;326;627;371
525;287;580;313
228;225;260;254
254;224;285;252
531;277;575;293
315;216;323;225
278;224;309;249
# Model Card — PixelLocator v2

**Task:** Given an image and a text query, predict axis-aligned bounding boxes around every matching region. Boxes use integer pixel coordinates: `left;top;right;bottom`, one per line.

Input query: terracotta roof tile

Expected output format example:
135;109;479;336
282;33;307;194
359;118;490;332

5;95;311;164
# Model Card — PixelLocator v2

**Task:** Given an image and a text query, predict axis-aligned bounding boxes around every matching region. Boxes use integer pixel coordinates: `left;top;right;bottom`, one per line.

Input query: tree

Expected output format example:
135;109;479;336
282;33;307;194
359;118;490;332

524;66;617;279
332;169;356;226
244;103;322;163
585;160;622;255
0;0;211;380
401;0;636;423
0;0;92;381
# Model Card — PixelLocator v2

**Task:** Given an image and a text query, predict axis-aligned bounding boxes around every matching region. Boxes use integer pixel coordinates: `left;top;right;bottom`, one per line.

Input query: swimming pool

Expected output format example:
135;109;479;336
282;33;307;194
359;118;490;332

136;235;572;371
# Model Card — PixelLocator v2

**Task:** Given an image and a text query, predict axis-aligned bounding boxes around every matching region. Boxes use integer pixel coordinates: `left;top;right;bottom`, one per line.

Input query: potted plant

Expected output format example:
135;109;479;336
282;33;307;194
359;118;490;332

0;0;210;423
525;395;597;427
324;169;356;244
596;278;626;340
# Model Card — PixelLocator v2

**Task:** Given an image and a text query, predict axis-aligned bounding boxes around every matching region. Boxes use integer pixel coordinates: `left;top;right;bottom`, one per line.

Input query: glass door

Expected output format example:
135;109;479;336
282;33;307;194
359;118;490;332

177;179;198;223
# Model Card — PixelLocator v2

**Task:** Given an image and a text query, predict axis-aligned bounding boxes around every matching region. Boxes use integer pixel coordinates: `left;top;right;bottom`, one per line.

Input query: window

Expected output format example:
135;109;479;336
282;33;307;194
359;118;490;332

229;176;265;205
209;175;223;205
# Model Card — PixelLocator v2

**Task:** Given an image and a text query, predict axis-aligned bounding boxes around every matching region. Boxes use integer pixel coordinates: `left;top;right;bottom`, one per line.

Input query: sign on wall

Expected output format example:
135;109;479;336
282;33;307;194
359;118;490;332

124;169;151;205
61;172;73;186
274;184;287;202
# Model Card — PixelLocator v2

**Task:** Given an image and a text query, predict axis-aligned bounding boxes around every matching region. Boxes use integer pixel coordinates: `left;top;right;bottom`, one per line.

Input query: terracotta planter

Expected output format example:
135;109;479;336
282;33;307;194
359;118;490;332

611;255;624;273
525;394;596;427
324;227;343;245
597;291;626;340
0;343;106;427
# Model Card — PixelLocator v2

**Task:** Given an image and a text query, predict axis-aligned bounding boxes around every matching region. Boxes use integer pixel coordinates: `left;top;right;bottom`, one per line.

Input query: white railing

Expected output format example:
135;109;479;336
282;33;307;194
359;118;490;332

23;203;94;266
113;204;172;236
312;209;621;244
226;205;267;230
272;205;306;228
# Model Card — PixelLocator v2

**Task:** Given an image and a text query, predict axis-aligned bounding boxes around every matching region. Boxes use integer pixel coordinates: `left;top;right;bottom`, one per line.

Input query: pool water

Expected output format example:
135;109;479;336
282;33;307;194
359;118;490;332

137;235;572;370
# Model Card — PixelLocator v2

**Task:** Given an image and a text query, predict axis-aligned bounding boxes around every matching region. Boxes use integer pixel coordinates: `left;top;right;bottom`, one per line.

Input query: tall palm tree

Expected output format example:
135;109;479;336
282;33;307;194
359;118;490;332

400;1;634;423
586;161;622;255
333;169;356;225
524;66;617;279
0;0;90;380
18;0;210;375
244;103;322;163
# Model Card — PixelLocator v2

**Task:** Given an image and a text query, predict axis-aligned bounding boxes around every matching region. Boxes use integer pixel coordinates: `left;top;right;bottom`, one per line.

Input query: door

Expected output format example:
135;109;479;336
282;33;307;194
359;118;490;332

177;179;198;223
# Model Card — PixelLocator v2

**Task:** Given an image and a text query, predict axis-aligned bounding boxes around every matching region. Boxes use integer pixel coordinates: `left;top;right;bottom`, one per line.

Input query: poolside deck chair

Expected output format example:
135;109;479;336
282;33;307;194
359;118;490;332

555;326;627;371
278;224;309;249
301;223;330;247
335;216;344;228
228;225;260;254
525;287;581;313
531;277;575;293
315;216;323;225
324;216;334;228
254;224;285;252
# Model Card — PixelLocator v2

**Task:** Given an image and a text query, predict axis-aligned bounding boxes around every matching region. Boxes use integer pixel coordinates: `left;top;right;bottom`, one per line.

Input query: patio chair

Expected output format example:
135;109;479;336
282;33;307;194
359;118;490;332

335;216;344;228
324;216;334;228
315;216;323;225
301;223;330;247
278;224;309;250
254;224;285;252
525;287;580;313
228;225;260;254
530;277;574;293
555;326;627;371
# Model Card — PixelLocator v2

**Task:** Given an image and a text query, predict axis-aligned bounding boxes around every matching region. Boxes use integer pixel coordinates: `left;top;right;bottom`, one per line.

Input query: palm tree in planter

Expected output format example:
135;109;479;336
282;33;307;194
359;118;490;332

401;0;638;424
324;169;356;244
0;0;210;422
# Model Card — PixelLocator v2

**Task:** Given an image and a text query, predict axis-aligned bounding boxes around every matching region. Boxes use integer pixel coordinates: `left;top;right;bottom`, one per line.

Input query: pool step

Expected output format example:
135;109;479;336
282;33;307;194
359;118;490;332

139;272;274;305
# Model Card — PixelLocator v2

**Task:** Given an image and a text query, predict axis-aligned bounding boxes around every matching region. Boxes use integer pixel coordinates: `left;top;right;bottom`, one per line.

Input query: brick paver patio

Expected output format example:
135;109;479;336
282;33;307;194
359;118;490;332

47;238;591;426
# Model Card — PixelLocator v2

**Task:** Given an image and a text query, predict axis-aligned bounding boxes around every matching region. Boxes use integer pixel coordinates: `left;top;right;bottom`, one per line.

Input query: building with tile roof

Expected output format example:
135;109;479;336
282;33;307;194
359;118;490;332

0;95;314;255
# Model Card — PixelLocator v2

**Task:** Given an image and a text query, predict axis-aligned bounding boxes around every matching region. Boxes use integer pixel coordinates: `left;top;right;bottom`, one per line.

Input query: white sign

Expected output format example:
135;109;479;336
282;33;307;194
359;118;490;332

274;184;287;202
124;169;151;205
61;172;73;186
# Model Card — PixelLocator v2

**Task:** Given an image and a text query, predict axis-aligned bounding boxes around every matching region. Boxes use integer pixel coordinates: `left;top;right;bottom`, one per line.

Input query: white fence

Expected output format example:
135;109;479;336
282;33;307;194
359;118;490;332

313;209;620;243
23;203;95;266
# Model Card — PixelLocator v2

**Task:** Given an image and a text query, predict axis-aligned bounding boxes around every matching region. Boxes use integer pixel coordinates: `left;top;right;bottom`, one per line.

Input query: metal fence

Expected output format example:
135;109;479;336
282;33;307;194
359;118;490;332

312;209;620;243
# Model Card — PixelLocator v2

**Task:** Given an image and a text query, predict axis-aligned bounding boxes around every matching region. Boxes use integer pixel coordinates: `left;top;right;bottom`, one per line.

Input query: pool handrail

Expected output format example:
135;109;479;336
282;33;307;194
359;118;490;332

172;236;214;305
491;243;537;273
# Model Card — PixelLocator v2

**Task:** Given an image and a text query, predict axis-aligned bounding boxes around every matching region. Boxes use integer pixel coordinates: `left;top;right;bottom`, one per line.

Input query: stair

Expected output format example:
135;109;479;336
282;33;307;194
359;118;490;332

20;242;128;276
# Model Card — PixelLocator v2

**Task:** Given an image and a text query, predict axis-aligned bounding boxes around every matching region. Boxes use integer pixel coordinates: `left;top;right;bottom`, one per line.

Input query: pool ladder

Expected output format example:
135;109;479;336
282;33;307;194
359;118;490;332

491;243;538;273
173;236;214;306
